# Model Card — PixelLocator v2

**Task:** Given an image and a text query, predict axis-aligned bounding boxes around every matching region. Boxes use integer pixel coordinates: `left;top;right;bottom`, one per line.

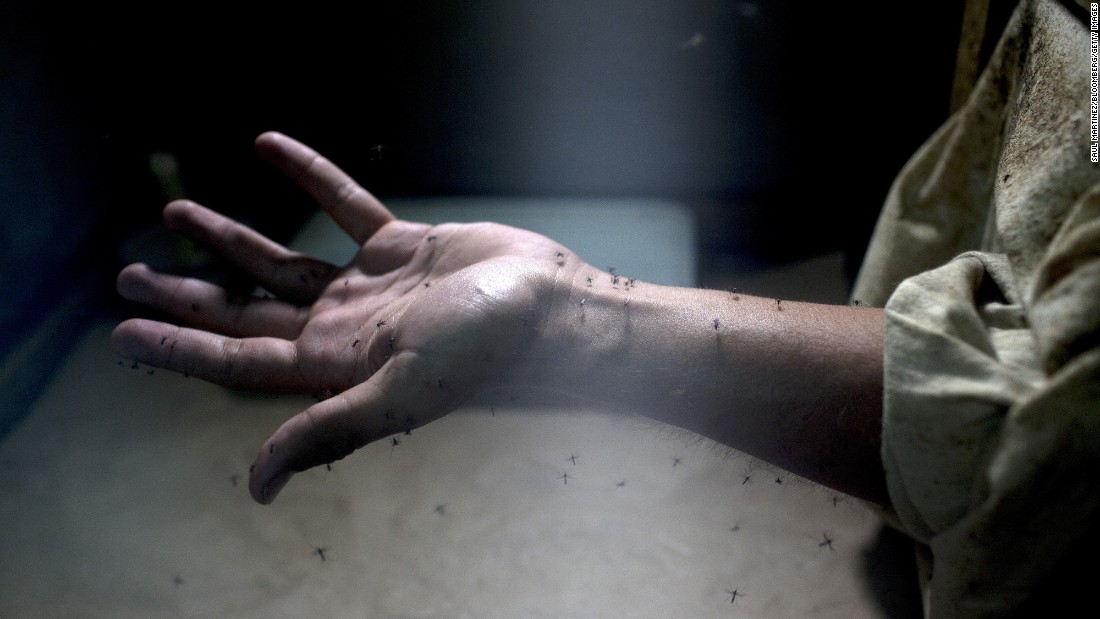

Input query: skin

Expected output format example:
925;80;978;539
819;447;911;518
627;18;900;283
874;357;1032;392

111;132;889;507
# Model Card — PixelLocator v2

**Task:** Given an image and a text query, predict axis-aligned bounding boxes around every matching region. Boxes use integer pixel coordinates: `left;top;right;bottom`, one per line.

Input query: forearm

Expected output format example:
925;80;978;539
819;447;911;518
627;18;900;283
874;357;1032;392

515;263;888;505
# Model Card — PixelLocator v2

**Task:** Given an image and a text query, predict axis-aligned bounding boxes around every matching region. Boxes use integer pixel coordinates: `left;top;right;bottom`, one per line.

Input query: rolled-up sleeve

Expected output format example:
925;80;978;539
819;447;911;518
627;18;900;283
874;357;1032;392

882;245;1099;617
852;1;1100;616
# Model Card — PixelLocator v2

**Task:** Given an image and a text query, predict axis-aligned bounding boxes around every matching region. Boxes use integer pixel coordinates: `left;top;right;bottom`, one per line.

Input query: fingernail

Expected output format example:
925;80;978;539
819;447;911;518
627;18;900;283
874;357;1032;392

260;470;292;504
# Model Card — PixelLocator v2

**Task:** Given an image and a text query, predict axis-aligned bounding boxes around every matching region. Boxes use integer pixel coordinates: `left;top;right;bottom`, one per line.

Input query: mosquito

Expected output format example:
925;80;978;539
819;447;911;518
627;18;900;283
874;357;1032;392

672;457;682;468
725;586;744;604
314;547;331;562
568;454;579;466
818;532;835;551
433;504;447;516
559;472;571;485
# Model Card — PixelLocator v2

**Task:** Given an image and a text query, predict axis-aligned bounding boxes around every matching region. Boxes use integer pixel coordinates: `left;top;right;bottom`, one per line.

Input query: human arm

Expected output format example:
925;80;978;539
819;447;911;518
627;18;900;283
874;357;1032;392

515;266;887;504
111;132;888;506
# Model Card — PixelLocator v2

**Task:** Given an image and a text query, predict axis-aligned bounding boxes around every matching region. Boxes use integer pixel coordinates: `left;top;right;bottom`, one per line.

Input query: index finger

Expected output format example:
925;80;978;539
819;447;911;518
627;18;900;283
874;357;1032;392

254;131;395;244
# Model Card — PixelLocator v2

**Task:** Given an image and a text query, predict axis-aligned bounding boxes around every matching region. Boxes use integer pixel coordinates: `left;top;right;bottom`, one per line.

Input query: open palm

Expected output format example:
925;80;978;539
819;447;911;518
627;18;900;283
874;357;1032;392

112;132;570;503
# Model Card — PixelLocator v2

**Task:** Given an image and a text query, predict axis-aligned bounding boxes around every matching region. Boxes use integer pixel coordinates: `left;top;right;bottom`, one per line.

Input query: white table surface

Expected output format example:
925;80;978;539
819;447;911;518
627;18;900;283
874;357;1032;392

0;198;913;618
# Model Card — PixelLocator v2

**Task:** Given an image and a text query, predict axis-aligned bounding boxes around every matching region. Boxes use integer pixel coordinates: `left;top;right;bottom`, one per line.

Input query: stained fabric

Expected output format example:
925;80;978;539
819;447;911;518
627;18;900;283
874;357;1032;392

853;0;1100;616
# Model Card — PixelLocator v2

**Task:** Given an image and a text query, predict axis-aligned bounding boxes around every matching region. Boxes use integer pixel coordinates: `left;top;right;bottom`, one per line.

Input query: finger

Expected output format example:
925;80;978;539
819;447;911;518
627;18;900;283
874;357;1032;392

117;263;309;340
249;354;460;504
253;131;395;245
163;200;338;303
110;318;311;393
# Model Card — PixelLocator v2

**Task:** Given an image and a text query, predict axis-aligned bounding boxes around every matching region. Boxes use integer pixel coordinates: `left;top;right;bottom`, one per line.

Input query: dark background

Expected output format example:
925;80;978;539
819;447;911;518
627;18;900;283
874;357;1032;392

0;1;965;433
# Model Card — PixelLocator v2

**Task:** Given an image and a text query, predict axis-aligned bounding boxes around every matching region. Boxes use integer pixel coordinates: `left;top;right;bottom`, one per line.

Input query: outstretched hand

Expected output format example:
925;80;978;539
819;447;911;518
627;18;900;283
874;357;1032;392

111;132;568;504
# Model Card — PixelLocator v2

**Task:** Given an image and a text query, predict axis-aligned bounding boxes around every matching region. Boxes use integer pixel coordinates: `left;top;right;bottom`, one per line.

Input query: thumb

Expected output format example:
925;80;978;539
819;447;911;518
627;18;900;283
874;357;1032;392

247;355;461;504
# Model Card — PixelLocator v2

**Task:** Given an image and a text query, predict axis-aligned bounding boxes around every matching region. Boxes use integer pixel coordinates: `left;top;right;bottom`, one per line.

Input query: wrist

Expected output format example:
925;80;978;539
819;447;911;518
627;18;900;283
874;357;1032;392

506;262;611;395
510;261;687;412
